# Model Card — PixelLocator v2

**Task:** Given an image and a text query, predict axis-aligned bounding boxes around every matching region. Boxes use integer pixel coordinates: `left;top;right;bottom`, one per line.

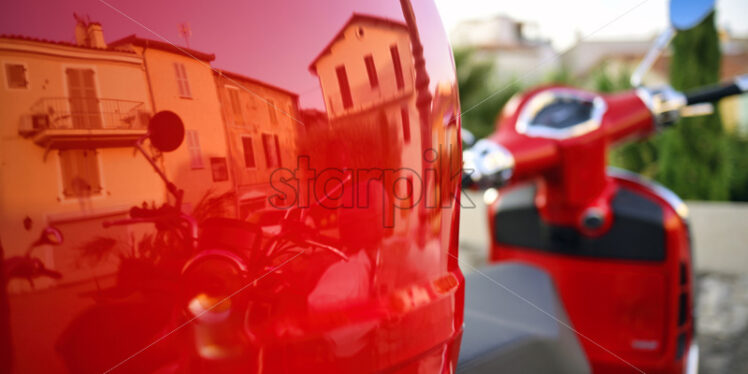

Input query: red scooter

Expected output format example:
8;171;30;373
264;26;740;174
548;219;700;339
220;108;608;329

462;0;747;372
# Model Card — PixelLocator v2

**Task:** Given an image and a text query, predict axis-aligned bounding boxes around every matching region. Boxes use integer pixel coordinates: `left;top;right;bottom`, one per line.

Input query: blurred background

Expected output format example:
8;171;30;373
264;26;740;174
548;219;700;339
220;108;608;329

435;0;748;372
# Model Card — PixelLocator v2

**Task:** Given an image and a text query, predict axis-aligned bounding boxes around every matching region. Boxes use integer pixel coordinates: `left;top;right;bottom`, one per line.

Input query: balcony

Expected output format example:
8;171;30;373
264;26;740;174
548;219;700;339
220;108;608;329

20;97;150;149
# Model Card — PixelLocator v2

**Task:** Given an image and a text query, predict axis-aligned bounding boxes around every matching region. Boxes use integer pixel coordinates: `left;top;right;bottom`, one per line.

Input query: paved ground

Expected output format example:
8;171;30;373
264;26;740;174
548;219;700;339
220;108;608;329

458;191;748;373
697;273;748;373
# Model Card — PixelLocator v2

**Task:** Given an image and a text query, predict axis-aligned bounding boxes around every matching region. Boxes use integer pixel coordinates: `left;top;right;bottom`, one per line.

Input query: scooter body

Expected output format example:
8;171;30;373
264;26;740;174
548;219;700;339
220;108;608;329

480;86;696;373
459;1;748;371
489;170;694;373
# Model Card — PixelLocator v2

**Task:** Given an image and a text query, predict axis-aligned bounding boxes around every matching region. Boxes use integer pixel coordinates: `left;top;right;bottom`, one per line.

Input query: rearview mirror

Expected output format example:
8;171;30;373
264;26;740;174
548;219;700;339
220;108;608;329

148;111;185;152
632;0;716;87
670;0;715;30
33;226;63;247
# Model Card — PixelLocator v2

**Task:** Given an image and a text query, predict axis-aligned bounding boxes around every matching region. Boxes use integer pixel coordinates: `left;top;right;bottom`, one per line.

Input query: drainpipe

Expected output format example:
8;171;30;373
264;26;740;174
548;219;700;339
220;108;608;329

142;41;158;114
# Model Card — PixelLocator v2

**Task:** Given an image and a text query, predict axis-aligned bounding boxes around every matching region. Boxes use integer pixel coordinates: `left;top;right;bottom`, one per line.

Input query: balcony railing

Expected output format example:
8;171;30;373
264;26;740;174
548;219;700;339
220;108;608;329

22;97;150;149
28;97;148;131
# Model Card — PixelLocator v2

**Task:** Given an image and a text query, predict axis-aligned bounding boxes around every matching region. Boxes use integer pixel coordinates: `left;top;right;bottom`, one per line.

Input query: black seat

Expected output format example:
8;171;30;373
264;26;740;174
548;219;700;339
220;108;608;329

457;262;590;374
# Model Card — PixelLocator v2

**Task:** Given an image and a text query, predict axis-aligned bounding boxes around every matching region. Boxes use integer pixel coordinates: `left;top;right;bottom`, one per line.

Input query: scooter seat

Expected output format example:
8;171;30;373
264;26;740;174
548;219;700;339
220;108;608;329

457;262;590;373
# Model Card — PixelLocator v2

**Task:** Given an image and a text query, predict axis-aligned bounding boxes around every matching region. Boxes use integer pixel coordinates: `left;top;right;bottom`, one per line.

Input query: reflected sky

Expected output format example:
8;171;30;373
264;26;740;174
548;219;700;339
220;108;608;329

0;0;454;110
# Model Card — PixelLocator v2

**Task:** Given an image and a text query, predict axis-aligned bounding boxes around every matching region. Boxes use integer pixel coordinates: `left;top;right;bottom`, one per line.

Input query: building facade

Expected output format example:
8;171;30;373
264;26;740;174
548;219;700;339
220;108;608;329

109;35;235;212
0;22;162;291
450;15;559;83
213;69;300;219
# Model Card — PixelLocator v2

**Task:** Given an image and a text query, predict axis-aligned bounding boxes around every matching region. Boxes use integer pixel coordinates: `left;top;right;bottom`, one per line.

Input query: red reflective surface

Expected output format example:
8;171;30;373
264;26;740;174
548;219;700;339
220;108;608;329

0;1;463;372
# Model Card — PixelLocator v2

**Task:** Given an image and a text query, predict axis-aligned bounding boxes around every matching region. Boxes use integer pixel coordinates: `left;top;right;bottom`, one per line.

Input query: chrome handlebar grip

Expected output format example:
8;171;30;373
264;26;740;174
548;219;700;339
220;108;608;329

463;139;515;189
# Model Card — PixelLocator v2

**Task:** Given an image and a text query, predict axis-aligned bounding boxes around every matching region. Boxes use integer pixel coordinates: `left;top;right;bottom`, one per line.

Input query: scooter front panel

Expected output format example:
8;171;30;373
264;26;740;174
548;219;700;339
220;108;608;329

489;175;693;373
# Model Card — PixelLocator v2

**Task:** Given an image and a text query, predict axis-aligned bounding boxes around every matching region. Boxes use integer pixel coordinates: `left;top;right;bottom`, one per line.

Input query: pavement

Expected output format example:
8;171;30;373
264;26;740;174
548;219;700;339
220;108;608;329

457;191;748;374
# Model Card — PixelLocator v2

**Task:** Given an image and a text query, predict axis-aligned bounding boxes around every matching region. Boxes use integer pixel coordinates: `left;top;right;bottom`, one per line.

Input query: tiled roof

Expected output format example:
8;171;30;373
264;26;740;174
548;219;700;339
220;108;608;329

0;34;136;54
109;34;215;62
214;68;298;99
309;13;408;73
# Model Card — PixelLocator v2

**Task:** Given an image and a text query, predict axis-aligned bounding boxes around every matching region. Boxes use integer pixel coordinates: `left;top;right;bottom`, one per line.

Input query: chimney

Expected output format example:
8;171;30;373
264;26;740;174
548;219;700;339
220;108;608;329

74;19;88;46
73;15;107;49
86;23;107;49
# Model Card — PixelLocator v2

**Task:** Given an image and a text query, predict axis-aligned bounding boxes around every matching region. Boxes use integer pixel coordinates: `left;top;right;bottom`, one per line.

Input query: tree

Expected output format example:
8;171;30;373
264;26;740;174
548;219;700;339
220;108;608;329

657;12;731;200
454;47;520;139
589;63;661;178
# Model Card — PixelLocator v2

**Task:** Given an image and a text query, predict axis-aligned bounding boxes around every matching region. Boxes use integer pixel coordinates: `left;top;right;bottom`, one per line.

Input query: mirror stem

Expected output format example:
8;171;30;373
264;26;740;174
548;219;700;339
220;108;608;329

135;136;183;203
631;26;675;87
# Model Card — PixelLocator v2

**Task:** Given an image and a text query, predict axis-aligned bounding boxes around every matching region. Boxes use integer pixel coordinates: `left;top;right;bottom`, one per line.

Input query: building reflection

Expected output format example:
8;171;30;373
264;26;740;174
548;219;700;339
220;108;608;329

213;69;300;220
0;17;308;287
305;14;417;236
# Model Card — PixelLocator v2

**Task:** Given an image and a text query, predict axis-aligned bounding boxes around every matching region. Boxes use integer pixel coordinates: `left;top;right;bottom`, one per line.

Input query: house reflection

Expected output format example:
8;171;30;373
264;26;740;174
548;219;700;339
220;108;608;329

0;17;301;291
310;14;416;122
108;34;235;215
0;15;304;373
304;13;460;231
305;14;419;233
1;20;162;290
213;69;300;220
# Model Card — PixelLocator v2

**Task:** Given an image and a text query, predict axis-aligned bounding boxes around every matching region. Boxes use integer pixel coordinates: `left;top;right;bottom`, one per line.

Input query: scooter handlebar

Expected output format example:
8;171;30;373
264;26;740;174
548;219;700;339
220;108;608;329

685;75;747;105
462;139;515;190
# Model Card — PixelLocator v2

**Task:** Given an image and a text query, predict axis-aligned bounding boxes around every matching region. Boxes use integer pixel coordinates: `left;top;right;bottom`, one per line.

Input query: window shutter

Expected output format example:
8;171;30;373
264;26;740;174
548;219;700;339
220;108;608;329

335;65;353;109
267;99;278;124
180;63;191;97
228;88;242;123
401;106;410;143
59;149;101;197
242;137;256;168
390;45;405;90
82;149;102;194
262;133;277;168
173;63;184;96
364;55;379;88
274;134;282;167
174;62;191;98
60;150;74;196
5;64;28;88
66;68;101;129
186;130;204;169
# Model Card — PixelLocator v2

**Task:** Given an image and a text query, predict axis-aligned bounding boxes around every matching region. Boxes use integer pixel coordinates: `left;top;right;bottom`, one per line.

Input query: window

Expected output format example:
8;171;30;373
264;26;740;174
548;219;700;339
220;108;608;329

186;130;204;169
267;99;278;124
227;87;243;124
335;65;353;109
59;149;102;198
241;136;256;168
66;68;101;129
210;157;229;182
401;106;410;143
5;63;28;89
390;45;404;90
262;133;282;168
173;62;191;98
364;55;379;88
